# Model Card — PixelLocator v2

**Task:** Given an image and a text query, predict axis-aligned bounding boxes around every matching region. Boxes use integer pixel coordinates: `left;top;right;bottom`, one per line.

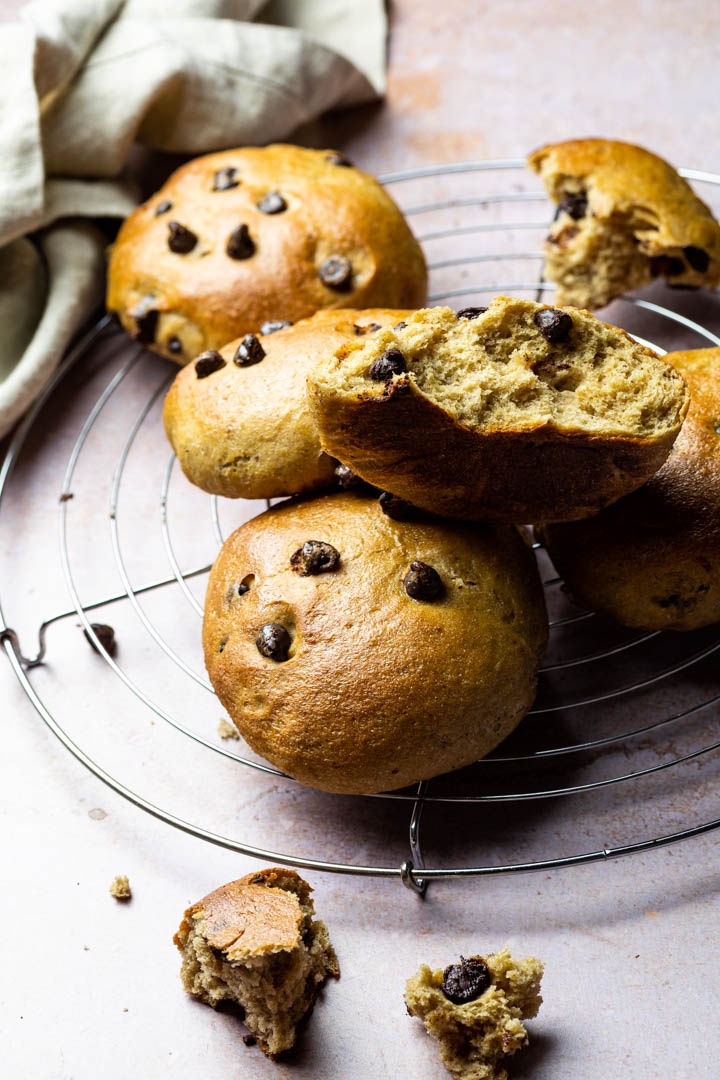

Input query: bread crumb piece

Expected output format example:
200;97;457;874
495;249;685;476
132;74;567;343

218;717;239;740
405;947;543;1079
109;875;132;900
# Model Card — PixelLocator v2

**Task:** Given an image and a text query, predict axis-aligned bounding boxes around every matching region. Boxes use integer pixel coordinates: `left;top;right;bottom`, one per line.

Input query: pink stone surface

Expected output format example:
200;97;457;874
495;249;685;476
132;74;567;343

2;3;720;1079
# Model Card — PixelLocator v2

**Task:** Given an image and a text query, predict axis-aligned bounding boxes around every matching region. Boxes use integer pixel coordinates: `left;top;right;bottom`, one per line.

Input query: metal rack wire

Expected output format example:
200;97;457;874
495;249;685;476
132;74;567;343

2;160;720;896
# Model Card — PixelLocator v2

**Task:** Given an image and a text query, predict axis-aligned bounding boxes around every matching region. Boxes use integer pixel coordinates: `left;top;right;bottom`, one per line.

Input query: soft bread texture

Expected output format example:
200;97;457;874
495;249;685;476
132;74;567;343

163;309;412;500
529;138;720;309
306;298;689;523
202;490;547;794
538;348;720;631
174;868;338;1059
107;145;427;363
405;948;544;1080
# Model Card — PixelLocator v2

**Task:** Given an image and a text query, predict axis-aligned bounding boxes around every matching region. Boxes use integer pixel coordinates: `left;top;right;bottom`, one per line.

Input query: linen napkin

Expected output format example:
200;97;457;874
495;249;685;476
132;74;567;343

0;0;386;439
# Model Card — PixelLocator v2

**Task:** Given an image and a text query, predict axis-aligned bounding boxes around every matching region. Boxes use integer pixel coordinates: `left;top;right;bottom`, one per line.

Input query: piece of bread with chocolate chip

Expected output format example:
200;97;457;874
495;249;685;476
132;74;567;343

174;867;338;1059
306;298;689;524
107;145;427;363
163;308;412;500
404;948;544;1080
203;489;547;794
537;348;720;630
528;138;720;310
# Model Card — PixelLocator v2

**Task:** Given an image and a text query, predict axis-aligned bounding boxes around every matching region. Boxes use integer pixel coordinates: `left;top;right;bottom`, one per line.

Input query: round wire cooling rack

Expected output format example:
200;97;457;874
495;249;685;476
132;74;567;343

2;159;720;898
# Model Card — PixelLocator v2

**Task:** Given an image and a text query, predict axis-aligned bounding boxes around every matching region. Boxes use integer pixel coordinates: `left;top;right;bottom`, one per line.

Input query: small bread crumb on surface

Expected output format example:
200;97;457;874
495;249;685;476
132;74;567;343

217;717;239;740
109;875;132;900
405;946;544;1080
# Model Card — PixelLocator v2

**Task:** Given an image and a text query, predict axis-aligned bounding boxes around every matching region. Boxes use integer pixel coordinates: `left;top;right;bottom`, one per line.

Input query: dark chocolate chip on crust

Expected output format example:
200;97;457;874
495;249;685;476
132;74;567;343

403;560;444;601
260;319;292;335
226;224;255;260
684;245;710;273
168;221;198;254
394;320;408;331
334;463;366;490
130;297;159;343
290;540;340;576
195;350;226;378
84;623;116;655
441;957;491;1005
369;348;406;381
379;491;416;520
250;873;266;884
233;334;265;366
256;623;291;661
354;322;381;335
213;167;240;191
167;336;183;355
556;192;588;220
325;152;352;166
457;306;488;320
257;191;287;214
534;307;572;343
242;1035;257;1047
650;255;685;278
319;255;353;290
155;199;172;216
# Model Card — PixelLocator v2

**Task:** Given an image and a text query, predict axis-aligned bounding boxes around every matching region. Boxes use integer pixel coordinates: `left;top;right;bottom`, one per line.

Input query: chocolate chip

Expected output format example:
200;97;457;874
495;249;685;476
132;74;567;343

334;463;361;489
168;221;198;254
319;255;353;290
260;320;292;335
256;623;291;661
195;350;226;378
257;191;287;214
394;320;408;331
441;957;491;1005
369;348;406;381
167;336;182;356
226;224;255;260
650;255;685;278
534;307;572;343
243;1035;257;1047
403;560;444;601
290;540;340;576
326;152;352;166
84;623;116;656
354;322;381;335
556;192;588;220
218;639;227;653
379;491;416;520
131;297;159;344
155;199;172;216
233;334;265;366
684;245;710;273
210;946;226;961
213;167;239;191
250;873;266;885
457;306;488;320
237;581;251;596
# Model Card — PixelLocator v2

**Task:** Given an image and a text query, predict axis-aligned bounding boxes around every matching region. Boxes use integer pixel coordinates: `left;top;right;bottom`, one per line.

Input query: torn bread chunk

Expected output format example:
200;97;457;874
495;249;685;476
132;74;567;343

173;868;338;1059
405;948;544;1080
306;298;689;523
529;138;720;309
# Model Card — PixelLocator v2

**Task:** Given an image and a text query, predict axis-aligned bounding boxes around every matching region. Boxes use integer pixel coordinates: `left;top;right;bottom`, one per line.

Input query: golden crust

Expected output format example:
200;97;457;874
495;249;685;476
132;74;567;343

528;139;720;307
107;145;427;362
538;348;720;630
306;299;689;523
202;491;548;794
163;308;413;500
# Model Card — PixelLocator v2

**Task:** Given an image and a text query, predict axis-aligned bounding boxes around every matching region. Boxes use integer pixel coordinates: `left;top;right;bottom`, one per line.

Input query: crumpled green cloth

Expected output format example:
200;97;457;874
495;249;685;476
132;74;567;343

0;0;386;438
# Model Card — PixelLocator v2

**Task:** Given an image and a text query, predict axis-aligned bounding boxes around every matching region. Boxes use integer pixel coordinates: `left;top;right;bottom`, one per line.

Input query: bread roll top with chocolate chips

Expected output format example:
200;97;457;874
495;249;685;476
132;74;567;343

163;308;413;500
306;297;689;523
538;348;720;631
107;144;427;363
203;490;547;795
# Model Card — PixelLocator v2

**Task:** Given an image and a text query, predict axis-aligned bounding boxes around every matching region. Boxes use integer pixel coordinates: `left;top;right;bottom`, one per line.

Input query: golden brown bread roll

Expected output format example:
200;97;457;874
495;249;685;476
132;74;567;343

538;348;720;630
163;308;412;500
528;138;720;309
107;144;427;363
306;298;689;523
202;490;548;794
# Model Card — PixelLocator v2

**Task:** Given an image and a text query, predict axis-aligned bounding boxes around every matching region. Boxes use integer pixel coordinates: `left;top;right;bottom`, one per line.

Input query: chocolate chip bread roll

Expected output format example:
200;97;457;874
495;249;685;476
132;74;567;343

529;138;720;309
538;348;720;631
174;868;338;1058
163;309;412;500
107;145;427;363
306;298;689;523
203;490;547;794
